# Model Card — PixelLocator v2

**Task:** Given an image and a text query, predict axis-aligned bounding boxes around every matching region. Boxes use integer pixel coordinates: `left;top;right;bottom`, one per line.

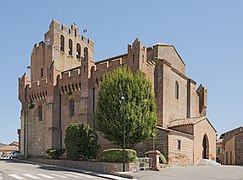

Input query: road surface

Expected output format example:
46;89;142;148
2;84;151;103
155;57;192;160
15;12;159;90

0;159;108;180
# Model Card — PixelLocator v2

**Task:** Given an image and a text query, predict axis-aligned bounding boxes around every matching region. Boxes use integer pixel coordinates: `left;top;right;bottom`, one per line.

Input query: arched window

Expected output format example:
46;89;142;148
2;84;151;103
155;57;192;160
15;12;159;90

76;43;81;59
38;105;42;121
40;68;44;77
74;29;77;37
60;35;65;52
69;99;74;117
84;47;88;60
68;39;73;55
175;81;179;99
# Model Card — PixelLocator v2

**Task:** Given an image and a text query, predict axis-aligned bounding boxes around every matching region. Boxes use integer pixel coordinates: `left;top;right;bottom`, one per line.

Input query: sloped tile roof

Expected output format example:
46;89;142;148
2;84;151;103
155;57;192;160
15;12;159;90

168;116;217;132
168;116;206;127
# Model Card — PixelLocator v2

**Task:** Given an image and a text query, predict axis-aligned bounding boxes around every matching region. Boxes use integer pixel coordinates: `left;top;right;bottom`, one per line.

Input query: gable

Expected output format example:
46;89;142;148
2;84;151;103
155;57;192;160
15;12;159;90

153;44;186;74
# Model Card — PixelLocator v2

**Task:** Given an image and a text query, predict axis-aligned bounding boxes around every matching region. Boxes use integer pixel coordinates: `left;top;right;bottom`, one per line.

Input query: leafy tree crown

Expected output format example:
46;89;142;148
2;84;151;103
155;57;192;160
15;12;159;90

95;65;157;148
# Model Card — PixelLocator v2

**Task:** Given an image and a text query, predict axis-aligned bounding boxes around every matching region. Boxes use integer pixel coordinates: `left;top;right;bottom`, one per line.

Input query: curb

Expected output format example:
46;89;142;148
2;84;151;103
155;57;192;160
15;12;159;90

114;172;137;179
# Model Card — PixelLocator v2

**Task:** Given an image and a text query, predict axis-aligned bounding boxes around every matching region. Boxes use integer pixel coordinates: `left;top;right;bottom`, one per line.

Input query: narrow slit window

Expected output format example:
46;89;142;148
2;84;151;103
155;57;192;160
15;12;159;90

84;47;88;60
177;140;181;150
76;43;81;59
68;39;73;55
38;105;42;121
175;81;179;99
60;35;65;52
40;68;44;77
69;99;74;117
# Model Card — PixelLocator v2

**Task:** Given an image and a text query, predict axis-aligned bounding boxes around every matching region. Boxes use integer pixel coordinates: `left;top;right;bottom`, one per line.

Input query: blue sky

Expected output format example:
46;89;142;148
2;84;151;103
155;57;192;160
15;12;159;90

0;0;242;144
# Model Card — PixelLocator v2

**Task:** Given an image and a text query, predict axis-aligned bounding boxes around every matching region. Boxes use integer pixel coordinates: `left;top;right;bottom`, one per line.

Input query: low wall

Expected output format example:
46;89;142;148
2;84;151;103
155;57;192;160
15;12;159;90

27;158;128;174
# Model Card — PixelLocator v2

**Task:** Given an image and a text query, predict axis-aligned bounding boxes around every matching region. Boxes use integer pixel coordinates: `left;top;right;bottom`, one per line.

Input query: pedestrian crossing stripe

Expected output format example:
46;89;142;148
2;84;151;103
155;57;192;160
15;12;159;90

8;173;133;180
22;174;40;179
49;174;68;178
8;174;25;179
37;174;54;179
7;173;96;179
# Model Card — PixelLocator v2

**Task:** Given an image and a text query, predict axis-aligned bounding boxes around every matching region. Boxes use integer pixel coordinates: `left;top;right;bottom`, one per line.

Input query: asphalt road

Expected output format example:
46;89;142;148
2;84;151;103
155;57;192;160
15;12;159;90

0;159;108;180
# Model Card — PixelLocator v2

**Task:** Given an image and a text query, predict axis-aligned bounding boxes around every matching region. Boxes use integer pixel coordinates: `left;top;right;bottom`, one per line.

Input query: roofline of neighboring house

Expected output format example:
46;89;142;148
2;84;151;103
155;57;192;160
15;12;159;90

223;130;243;144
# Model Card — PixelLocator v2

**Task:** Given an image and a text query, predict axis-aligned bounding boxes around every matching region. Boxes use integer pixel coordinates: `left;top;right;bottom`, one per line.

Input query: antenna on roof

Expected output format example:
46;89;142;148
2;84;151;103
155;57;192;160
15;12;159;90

83;29;88;33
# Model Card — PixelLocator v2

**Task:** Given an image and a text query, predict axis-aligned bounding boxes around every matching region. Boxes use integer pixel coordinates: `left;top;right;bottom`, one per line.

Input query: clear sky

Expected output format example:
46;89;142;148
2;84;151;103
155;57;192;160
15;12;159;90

0;0;242;144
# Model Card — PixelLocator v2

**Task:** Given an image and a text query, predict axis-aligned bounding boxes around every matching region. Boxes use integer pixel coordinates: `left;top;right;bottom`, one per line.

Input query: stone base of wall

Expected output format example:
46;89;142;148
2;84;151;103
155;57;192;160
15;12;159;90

27;158;129;174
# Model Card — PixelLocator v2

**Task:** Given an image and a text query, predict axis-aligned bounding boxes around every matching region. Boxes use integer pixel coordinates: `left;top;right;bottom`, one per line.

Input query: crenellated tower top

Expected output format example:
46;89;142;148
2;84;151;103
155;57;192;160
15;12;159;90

28;19;94;86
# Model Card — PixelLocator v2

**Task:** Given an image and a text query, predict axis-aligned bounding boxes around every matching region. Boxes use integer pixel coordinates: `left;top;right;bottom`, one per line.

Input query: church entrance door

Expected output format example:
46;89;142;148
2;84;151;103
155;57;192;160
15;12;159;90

202;134;209;159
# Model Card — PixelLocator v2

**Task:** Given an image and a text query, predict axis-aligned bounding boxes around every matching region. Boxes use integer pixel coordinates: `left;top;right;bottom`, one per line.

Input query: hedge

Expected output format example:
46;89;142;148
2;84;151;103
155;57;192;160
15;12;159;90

46;148;65;159
103;148;137;163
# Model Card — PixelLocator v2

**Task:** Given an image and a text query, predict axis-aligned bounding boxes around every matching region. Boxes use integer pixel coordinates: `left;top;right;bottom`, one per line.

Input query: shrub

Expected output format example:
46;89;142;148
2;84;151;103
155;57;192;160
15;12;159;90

159;153;167;164
64;123;99;161
103;148;137;163
144;151;167;164
46;148;65;159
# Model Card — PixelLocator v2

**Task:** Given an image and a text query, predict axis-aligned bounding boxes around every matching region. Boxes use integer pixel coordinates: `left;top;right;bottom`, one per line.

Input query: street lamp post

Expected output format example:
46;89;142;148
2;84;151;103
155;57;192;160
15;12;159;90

121;95;125;172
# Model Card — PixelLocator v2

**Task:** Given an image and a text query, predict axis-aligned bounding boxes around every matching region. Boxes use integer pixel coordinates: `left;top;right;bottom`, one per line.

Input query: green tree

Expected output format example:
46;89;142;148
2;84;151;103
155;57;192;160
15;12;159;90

95;66;157;148
64;123;99;161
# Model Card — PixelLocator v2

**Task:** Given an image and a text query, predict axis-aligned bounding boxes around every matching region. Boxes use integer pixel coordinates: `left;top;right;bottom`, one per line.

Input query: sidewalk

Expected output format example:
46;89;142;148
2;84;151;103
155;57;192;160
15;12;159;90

122;165;243;180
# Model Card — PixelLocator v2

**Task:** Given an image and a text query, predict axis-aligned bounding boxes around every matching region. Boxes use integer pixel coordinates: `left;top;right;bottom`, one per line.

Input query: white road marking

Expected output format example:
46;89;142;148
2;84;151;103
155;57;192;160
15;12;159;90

63;173;82;178
37;174;54;179
72;173;93;178
8;174;25;179
49;174;68;178
22;174;40;179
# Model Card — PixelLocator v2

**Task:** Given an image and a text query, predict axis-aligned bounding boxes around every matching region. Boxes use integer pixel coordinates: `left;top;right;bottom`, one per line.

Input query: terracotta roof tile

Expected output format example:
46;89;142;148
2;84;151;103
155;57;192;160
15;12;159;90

168;116;206;127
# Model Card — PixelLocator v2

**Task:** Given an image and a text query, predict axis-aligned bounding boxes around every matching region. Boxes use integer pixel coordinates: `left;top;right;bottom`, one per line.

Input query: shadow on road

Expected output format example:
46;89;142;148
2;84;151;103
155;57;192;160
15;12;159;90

0;159;77;173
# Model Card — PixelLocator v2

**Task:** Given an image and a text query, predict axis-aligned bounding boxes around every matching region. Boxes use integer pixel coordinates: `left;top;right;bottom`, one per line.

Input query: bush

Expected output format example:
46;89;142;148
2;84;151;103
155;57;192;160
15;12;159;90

103;148;137;163
64;123;99;161
159;153;167;164
46;148;65;159
144;151;167;164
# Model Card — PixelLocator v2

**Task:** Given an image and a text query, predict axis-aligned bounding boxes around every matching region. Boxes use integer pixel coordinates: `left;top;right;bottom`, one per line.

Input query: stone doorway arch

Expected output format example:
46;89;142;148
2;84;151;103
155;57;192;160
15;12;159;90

202;134;209;159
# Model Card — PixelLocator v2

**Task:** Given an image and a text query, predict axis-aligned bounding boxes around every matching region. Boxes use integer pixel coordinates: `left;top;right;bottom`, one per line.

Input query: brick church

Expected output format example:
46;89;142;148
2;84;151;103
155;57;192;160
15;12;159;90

18;20;216;165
